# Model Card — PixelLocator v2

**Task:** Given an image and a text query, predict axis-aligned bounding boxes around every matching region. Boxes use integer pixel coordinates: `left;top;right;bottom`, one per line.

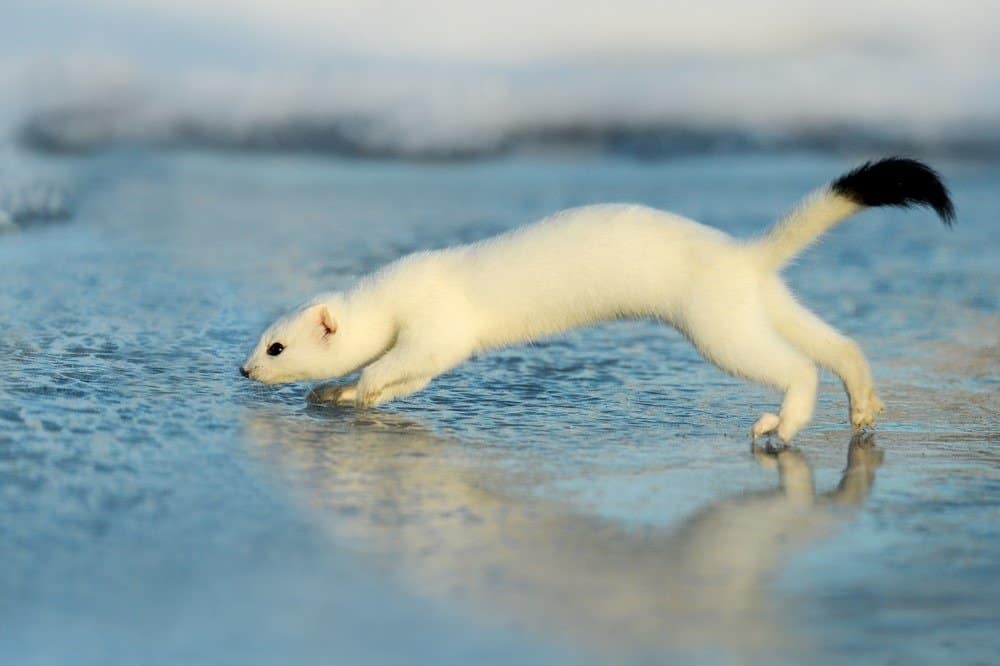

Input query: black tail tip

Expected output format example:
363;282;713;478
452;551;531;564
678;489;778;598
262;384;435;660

831;157;955;226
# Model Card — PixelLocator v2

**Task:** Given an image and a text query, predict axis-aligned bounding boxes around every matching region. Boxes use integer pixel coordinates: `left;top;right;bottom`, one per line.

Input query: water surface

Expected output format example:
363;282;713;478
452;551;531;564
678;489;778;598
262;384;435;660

1;150;997;664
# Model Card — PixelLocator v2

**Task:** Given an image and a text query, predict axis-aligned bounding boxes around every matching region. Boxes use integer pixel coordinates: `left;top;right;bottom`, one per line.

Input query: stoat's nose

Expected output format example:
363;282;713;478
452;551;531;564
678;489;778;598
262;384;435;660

239;366;250;378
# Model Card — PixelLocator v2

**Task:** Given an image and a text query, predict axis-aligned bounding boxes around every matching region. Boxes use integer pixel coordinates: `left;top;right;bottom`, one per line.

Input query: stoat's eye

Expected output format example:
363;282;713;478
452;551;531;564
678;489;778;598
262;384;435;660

267;342;285;356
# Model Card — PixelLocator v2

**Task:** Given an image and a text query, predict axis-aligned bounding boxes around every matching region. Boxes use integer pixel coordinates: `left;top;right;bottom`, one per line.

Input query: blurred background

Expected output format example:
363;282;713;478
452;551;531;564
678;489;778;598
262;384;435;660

1;3;997;665
3;0;1000;160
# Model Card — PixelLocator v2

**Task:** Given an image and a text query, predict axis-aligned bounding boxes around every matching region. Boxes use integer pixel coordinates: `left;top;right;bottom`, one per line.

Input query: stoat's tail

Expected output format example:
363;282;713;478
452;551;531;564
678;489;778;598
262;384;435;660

752;157;954;271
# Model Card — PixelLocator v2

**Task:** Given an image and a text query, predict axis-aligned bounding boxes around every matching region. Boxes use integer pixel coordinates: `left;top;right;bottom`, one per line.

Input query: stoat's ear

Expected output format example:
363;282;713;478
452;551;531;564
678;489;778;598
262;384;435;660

311;304;338;336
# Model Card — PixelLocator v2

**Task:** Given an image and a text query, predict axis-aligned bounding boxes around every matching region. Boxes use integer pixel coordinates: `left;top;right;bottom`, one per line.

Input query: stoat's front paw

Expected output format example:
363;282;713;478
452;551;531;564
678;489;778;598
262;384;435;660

306;384;357;406
354;384;383;408
851;391;885;430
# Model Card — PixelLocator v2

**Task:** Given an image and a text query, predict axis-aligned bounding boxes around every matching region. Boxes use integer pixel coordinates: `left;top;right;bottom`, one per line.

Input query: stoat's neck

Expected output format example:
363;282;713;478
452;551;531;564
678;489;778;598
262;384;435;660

339;280;398;372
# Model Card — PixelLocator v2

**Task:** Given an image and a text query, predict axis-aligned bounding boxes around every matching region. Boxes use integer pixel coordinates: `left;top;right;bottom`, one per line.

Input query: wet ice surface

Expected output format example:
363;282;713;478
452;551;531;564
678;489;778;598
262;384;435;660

0;151;997;664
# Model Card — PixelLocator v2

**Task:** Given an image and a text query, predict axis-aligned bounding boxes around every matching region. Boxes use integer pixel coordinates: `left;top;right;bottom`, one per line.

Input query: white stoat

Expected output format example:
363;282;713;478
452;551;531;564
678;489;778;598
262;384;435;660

241;158;953;442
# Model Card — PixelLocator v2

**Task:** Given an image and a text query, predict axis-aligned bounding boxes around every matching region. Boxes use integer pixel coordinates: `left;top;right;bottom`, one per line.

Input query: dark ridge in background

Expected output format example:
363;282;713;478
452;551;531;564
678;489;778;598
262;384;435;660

18;107;1000;162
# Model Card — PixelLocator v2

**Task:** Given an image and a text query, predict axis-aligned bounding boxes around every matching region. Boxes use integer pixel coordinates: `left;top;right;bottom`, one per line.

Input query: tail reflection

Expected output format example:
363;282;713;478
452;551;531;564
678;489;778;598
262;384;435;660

245;410;882;658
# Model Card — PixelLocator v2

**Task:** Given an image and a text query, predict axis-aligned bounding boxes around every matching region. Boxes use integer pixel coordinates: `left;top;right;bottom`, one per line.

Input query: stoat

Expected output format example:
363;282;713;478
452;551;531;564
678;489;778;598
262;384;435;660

241;158;953;442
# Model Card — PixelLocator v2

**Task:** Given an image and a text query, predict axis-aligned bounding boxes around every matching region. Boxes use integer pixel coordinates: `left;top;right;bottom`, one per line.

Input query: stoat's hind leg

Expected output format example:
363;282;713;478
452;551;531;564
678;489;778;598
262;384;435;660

687;307;819;443
763;279;884;430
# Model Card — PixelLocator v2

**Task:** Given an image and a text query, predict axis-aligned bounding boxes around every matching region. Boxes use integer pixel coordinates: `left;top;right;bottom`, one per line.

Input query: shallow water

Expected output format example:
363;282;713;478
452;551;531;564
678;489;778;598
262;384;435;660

0;150;997;664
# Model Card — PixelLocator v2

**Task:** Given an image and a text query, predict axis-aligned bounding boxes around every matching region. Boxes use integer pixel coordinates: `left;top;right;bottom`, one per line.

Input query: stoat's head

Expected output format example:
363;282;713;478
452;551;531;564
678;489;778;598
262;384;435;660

241;298;346;384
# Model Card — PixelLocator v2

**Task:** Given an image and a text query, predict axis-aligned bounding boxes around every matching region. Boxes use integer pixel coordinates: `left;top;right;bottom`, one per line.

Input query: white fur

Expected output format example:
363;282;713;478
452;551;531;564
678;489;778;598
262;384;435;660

243;185;888;441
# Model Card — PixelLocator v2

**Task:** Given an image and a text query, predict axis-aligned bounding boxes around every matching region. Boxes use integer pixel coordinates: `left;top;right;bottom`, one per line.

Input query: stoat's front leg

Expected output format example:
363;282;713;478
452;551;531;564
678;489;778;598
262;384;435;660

355;329;471;407
307;383;358;406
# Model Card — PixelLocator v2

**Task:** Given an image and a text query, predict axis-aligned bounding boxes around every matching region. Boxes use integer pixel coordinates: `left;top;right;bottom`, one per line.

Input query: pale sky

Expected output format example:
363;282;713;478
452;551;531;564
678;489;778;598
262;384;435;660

2;1;997;138
9;0;1000;66
72;0;998;64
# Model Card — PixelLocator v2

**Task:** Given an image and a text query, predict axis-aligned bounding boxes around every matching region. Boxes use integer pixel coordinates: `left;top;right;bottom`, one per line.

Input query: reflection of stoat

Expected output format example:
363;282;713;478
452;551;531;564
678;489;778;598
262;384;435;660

247;411;883;656
242;158;952;441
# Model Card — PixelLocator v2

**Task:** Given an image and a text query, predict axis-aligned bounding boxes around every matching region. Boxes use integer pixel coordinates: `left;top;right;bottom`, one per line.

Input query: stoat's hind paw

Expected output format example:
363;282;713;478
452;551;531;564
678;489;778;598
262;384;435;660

751;412;781;440
306;383;357;406
851;391;885;430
